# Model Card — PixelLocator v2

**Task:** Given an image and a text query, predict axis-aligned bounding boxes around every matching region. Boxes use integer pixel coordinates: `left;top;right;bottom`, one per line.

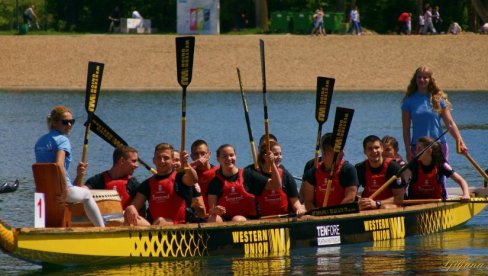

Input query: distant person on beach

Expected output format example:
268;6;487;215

480;23;488;34
348;5;363;35
404;136;470;201
302;133;358;211
132;10;142;19
422;6;436;34
108;6;121;32
432;6;443;33
401;66;467;162
311;7;325;36
398;12;411;35
35;105;105;227
23;4;38;28
418;14;425;34
355;135;405;210
448;21;462;35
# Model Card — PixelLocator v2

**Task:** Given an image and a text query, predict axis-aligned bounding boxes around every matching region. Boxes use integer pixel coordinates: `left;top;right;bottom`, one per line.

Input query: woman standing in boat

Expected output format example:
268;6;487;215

247;141;306;217
34;106;105;227
405;136;470;201
402;66;467;162
207;144;281;222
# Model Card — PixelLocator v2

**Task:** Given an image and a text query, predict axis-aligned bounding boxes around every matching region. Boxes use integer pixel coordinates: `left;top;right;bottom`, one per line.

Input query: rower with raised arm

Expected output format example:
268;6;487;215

246;141;306;218
124;143;198;226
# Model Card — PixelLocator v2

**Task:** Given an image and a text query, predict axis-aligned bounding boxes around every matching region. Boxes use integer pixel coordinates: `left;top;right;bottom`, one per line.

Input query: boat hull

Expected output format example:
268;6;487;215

1;200;486;267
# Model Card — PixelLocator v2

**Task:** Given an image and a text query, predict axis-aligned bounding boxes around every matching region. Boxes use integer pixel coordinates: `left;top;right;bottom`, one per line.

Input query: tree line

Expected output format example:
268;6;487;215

1;0;486;33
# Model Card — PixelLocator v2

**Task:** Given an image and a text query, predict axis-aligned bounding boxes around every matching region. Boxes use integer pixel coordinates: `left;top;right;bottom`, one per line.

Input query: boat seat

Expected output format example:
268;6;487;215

32;163;71;227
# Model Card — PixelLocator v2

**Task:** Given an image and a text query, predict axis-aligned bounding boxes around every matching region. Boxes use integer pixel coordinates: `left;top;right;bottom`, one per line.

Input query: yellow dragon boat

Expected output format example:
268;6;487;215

1;187;487;267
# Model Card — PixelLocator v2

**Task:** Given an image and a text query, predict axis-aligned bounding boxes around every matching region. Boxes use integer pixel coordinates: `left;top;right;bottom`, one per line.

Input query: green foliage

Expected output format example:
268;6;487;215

0;0;478;33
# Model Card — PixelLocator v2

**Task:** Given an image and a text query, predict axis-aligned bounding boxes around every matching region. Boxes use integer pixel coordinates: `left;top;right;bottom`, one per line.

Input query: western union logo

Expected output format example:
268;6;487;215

232;228;290;256
364;216;405;241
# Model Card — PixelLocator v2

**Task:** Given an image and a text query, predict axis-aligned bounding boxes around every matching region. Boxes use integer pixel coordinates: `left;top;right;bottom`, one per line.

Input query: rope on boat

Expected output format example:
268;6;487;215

0;220;16;252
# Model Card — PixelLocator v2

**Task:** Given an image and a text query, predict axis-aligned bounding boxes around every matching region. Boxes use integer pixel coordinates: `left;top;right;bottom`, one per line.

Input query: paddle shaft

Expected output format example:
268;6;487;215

89;114;157;175
403;198;488;204
181;87;187;153
80;62;104;186
314;123;323;167
237;68;259;170
368;128;450;200
323;151;340;207
464;153;488;187
260;39;271;155
175;36;195;156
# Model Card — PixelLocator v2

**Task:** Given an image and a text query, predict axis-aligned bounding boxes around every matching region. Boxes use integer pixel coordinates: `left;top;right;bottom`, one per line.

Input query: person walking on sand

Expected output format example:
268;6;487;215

311;8;325;36
348;5;363;36
23;4;38;28
422;6;436;34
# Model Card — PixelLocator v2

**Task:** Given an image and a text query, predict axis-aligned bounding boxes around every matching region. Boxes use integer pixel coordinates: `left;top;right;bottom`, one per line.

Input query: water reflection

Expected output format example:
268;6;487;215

32;256;295;275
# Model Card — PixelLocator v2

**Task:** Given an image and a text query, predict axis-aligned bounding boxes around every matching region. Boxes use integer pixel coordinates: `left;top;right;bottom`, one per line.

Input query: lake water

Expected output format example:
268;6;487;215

1;90;488;274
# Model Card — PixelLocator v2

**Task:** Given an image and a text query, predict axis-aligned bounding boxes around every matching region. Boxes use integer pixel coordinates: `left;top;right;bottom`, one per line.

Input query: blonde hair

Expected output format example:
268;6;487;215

403;66;452;114
47;105;72;130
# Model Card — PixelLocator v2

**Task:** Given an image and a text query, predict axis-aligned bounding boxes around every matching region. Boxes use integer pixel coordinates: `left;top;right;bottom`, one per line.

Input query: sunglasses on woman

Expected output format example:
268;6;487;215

61;119;76;126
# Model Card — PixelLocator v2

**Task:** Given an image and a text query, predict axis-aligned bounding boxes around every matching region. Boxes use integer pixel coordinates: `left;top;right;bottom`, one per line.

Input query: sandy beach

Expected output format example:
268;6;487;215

1;34;487;92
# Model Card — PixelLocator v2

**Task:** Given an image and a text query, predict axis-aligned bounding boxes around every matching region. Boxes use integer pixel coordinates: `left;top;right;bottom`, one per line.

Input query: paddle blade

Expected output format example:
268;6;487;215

88;114;128;148
315;77;335;123
176;36;195;87
331;107;355;154
85;61;104;114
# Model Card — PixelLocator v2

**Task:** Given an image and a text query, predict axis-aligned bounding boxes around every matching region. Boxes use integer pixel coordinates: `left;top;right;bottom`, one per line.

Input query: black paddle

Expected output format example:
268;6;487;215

80;61;104;185
322;107;355;207
368;128;449;200
314;77;335;168
176;36;195;158
0;180;19;194
259;39;271;154
237;67;259;170
88;114;157;175
260;39;273;173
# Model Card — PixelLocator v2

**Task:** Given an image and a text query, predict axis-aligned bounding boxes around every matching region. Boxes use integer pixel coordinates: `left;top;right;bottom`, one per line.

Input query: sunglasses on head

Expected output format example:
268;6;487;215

61;119;76;126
